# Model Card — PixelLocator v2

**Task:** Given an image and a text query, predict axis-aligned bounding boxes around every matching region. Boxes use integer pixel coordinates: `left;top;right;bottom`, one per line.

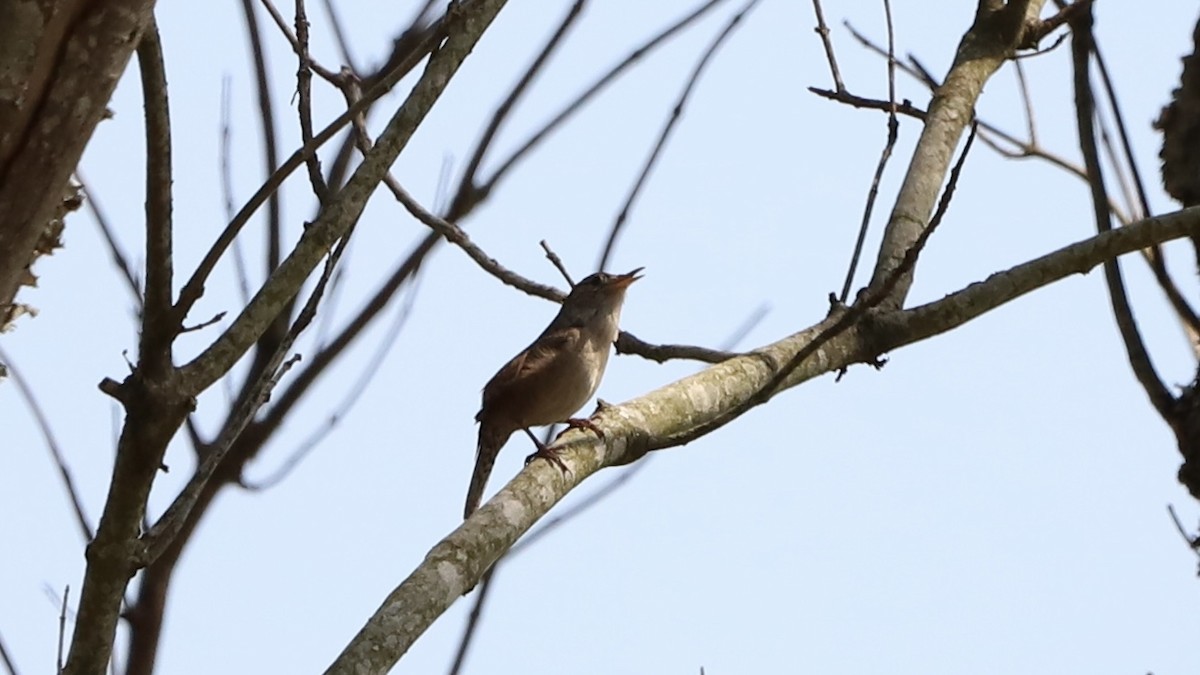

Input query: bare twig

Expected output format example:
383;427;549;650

1068;8;1176;422
614;332;737;364
294;0;331;202
1167;504;1200;572
663;124;979;447
597;0;760;272
837;0;899;303
257;0;340;82
142;218;358;566
240;0;285;281
446;0;588;219
0;629;17;675
1087;29;1200;346
319;0;360;69
75;172;142;307
0;346;93;540
57;586;69;674
367;142;565;302
243;276;420;490
173;16;440;326
808;86;927;120
540;240;575;286
844;20;1135;228
180;311;228;334
1013;59;1037;143
479;0;733;205
810;0;845;92
219;78;252;306
1024;0;1090;49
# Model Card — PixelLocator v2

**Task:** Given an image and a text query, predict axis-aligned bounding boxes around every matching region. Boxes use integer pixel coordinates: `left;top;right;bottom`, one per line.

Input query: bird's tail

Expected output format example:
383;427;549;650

464;422;511;519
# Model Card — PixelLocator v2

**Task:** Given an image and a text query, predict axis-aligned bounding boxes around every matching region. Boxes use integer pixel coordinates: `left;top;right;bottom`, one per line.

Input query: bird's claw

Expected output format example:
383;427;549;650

555;416;605;441
525;445;569;474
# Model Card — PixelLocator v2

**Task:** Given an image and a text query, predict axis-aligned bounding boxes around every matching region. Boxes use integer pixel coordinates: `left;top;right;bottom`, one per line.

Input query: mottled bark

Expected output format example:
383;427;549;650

0;0;157;330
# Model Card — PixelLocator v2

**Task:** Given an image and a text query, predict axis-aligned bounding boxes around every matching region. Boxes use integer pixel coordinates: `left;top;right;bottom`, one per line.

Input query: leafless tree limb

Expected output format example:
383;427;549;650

1068;7;1176;422
539;240;575;286
446;301;767;673
837;0;899;303
75;173;142;308
219;78;253;307
142;221;354;566
293;0;332;203
476;0;734;211
447;0;588;219
811;0;845;92
136;20;175;381
242;275;421;491
325;203;1200;674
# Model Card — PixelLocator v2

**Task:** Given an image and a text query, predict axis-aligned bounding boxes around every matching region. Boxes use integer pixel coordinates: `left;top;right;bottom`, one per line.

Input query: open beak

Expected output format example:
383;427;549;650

610;267;644;289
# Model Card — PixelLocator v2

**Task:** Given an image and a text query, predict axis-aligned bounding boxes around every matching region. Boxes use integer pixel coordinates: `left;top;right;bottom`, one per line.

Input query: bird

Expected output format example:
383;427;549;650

464;268;643;519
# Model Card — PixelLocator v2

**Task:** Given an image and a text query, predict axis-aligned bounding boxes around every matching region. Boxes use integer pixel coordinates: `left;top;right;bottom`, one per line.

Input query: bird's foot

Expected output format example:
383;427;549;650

524;443;569;474
555;416;605;441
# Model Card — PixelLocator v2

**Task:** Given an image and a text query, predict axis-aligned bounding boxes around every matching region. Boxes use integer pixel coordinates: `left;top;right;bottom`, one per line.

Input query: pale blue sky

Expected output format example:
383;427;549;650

3;2;1200;673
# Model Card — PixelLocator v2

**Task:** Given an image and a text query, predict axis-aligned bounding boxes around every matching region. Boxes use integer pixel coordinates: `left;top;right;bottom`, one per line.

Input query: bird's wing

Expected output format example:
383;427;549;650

479;327;582;415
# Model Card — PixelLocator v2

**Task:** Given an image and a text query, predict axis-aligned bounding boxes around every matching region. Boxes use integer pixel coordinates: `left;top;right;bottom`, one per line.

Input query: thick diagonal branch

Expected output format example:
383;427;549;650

324;205;1200;675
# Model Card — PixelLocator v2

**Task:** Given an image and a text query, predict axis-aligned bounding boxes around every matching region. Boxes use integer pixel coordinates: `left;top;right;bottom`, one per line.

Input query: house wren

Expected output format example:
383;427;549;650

464;268;643;519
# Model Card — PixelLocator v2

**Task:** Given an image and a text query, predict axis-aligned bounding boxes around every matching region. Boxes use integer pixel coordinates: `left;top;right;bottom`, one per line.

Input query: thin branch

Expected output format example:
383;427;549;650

837;0;899;304
1096;106;1138;220
256;244;430;441
479;0;733;204
0;629;17;675
597;0;760;271
0;346;93;541
141;229;339;568
173;8;443;326
219;78;253;306
256;0;340;82
75;172;142;307
664;124;979;447
843;21;1104;201
336;12;741;367
136;19;176;379
294;0;332;202
614;331;736;364
57;587;69;675
1167;505;1200;571
539;240;575;286
242;276;420;490
340;83;564;301
810;0;845;92
175;0;502;395
808;85;927;120
240;0;286;292
1013;59;1037;144
446;0;588;219
320;0;359;69
1088;27;1200;346
1069;8;1177;421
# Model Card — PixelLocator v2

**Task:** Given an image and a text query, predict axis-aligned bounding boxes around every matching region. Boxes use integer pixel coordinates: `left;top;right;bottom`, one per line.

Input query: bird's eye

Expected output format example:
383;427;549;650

581;274;605;287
